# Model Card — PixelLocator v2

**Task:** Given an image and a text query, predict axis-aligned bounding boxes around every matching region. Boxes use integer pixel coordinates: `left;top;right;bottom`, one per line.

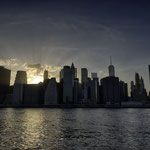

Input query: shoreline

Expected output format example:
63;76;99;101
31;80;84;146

1;104;150;108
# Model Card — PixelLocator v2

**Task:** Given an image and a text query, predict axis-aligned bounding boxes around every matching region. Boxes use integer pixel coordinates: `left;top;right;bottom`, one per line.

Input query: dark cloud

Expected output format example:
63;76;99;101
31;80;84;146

26;64;42;70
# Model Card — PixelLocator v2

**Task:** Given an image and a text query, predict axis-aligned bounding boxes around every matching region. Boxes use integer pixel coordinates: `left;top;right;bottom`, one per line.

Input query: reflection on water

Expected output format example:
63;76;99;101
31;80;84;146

0;108;150;150
21;110;45;149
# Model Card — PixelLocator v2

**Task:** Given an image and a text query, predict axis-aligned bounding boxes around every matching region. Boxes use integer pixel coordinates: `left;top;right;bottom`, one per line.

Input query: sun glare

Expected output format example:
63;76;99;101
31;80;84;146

30;76;43;84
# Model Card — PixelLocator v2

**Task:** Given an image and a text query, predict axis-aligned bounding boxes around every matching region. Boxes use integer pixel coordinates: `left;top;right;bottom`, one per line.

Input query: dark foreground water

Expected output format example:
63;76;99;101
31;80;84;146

0;108;150;150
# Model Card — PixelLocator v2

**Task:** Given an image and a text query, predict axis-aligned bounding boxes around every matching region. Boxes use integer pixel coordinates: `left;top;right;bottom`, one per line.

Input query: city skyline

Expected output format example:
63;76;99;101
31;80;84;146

1;61;150;96
1;58;150;93
0;62;148;107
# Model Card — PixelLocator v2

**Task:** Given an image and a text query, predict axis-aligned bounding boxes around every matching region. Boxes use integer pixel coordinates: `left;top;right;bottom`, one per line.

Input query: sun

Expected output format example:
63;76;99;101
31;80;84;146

30;76;43;84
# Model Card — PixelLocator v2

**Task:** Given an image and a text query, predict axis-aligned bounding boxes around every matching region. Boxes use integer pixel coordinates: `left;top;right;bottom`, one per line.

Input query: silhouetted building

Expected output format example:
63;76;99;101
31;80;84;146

90;77;99;104
81;68;88;85
71;62;77;79
131;73;147;101
23;84;43;105
108;57;115;77
81;68;89;104
61;64;75;104
12;84;23;105
99;85;103;104
124;83;128;100
44;78;58;105
44;70;48;82
12;70;27;105
101;76;120;104
73;78;79;104
78;83;83;104
119;81;128;101
91;73;97;79
15;71;27;84
135;72;140;89
0;66;11;104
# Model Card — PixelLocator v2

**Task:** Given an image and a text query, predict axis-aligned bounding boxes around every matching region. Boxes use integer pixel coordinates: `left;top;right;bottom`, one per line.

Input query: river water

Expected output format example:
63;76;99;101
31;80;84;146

0;108;150;150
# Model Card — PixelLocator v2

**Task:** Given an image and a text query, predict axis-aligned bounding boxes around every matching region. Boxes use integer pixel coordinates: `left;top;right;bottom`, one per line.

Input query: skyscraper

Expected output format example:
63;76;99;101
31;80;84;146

62;66;74;104
15;71;27;84
101;76;120;105
108;56;115;77
0;66;11;104
13;71;27;105
71;62;77;79
81;68;89;103
81;68;88;85
90;77;99;104
73;78;79;104
44;78;58;105
13;84;23;105
119;81;128;101
131;72;147;101
0;66;11;87
91;73;97;79
44;70;48;82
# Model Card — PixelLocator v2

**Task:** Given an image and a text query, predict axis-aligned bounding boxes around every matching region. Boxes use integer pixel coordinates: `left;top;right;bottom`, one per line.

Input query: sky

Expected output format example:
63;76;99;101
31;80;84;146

0;0;150;92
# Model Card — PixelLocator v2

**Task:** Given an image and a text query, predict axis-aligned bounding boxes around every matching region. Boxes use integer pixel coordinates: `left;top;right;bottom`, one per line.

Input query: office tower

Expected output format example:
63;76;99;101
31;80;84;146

81;68;88;85
119;81;128;101
15;71;27;84
81;68;88;103
60;69;64;82
59;69;64;104
119;81;125;101
82;85;88;103
13;84;24;105
23;84;42;105
73;78;79;104
131;73;147;101
108;56;115;77
13;70;27;105
0;66;11;104
71;62;77;79
135;72;140;89
90;73;99;104
62;66;74;104
140;77;144;90
101;76;120;104
90;77;99;104
59;63;77;104
0;66;11;87
124;83;128;101
44;70;48;82
44;78;58;105
91;73;97;79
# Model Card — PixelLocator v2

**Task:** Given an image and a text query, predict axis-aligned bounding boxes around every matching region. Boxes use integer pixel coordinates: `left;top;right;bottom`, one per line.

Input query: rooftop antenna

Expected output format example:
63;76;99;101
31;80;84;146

110;56;112;65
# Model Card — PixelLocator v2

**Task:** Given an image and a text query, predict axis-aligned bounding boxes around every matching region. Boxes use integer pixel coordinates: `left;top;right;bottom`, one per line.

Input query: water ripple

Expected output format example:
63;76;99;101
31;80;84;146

0;108;150;150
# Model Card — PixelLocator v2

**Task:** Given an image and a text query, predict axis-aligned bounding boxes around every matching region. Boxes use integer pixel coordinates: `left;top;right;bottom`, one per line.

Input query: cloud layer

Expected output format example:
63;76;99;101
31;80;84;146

0;58;61;85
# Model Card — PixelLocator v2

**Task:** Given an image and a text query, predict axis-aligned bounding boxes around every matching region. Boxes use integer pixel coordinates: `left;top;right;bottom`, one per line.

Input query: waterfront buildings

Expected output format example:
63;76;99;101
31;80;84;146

1;61;150;107
101;76;120;105
0;66;11;104
108;57;115;77
81;68;88;85
60;64;75;104
44;70;48;82
131;73;147;101
44;78;58;105
15;71;27;84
